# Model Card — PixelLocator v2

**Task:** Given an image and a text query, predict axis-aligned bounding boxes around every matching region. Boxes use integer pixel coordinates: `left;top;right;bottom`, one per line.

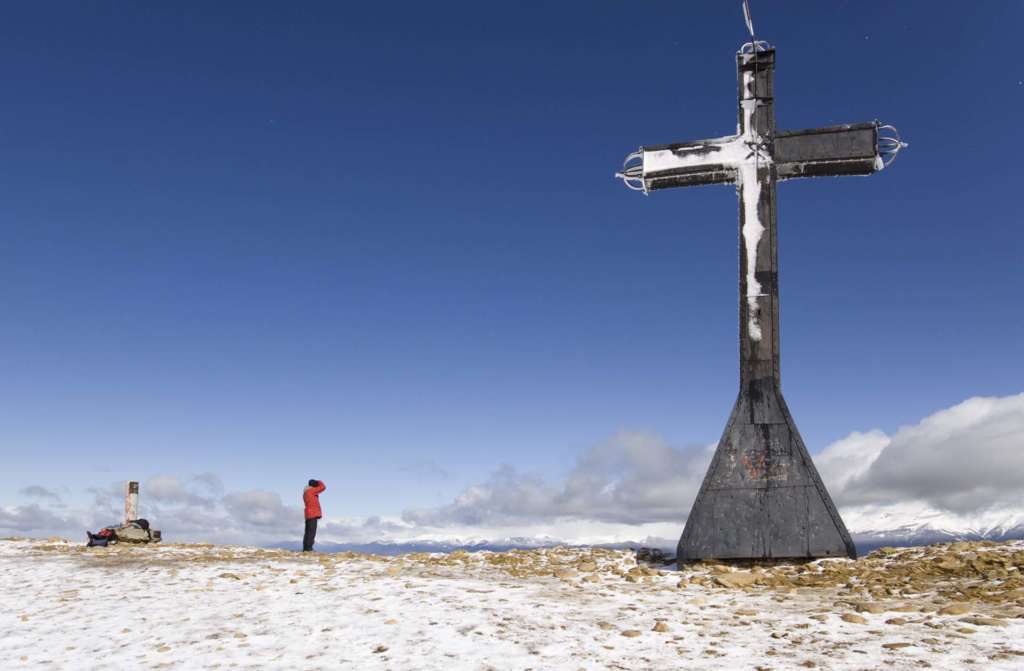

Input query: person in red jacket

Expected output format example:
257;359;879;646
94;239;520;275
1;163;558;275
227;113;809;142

302;479;326;552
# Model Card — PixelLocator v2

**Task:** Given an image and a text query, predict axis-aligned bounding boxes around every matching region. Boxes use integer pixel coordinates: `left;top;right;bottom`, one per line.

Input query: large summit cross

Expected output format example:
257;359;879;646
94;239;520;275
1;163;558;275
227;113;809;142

616;41;905;563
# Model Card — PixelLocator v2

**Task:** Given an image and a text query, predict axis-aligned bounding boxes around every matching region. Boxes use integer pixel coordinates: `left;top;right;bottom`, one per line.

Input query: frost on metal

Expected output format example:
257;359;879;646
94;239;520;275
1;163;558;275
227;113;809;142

739;160;764;340
616;54;901;344
614;43;906;563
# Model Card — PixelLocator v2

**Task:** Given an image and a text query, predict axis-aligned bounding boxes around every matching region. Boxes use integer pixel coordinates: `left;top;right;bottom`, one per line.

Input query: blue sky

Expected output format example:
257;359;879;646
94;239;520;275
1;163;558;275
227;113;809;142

1;2;1021;538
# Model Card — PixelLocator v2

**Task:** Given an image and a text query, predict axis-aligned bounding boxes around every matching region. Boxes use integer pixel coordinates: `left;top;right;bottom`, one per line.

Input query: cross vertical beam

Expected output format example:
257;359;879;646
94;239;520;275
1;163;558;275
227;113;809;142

736;47;780;395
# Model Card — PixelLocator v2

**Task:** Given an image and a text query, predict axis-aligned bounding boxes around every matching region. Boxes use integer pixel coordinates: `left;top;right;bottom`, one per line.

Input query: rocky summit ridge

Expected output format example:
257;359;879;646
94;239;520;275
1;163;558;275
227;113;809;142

3;537;1022;669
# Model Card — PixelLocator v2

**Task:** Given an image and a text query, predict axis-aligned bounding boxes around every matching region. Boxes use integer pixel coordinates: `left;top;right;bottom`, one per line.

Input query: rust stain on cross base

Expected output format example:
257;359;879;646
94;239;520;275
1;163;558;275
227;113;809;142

740;449;766;480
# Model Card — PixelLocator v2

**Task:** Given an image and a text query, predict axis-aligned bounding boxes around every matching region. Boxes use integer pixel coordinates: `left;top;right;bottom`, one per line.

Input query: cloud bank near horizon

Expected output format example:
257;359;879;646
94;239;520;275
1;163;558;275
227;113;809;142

3;394;1022;545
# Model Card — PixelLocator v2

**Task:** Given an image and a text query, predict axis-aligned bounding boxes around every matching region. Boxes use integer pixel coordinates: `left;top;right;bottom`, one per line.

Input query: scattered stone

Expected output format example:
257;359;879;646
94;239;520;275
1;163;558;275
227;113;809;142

885;618;908;626
735;608;758;616
938;603;971;616
882;642;913;650
853;601;887;614
636;548;667;563
934;557;963;572
841;613;869;625
621;630;642;638
652;622;670;633
891;604;920;613
714;572;758;588
577;561;597;572
372;645;388;654
960;616;1007;627
218;573;241;580
596;622;615;631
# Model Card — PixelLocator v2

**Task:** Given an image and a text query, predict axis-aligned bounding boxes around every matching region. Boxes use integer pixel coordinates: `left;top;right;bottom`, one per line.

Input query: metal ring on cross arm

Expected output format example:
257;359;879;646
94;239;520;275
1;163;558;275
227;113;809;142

615;151;647;192
876;124;908;168
739;40;771;54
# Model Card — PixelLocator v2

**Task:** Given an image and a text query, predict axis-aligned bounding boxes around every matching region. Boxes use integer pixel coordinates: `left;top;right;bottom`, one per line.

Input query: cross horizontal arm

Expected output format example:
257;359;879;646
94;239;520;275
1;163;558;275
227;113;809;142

617;136;744;192
775;122;879;180
616;122;905;193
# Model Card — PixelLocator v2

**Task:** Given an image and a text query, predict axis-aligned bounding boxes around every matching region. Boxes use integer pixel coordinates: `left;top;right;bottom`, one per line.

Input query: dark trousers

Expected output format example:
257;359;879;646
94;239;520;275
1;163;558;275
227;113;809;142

302;517;318;552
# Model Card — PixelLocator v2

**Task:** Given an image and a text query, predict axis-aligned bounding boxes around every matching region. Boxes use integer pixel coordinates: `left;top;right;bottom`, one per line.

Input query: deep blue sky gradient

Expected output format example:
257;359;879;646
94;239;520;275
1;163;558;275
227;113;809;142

1;2;1021;514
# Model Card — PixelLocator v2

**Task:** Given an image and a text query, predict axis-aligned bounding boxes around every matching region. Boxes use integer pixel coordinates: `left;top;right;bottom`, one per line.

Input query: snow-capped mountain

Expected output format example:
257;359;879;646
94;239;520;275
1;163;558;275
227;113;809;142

269;506;1024;556
844;503;1024;552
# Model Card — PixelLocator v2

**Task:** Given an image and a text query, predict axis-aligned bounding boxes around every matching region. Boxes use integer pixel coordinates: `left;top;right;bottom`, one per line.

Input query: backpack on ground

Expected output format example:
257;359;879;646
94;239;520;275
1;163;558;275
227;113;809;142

113;520;152;543
85;519;156;547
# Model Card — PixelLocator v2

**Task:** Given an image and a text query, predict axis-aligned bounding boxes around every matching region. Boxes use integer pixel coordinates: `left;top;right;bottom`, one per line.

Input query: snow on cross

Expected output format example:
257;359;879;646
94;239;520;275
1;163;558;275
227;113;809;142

615;40;906;564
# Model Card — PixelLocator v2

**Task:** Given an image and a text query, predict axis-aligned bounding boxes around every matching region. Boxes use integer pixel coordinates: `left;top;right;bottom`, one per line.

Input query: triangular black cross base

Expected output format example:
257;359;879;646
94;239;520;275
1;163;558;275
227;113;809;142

677;378;856;563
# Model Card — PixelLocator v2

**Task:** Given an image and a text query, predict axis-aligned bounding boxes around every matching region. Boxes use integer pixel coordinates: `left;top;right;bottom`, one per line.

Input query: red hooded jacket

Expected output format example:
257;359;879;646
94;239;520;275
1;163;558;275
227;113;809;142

303;481;326;519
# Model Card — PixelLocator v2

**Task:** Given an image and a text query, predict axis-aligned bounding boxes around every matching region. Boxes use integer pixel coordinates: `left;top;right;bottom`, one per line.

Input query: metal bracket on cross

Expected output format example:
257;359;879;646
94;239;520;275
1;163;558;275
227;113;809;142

876;124;909;168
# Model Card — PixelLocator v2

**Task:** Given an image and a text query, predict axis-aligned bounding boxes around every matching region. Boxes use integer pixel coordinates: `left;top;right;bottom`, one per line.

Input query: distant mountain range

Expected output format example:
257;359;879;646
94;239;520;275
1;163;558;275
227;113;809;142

848;520;1024;554
268;537;646;556
270;504;1024;558
268;517;1024;558
840;505;1024;553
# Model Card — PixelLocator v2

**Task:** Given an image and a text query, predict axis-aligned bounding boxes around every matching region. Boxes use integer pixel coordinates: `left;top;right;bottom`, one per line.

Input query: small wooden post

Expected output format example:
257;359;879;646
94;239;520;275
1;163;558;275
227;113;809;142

124;481;139;524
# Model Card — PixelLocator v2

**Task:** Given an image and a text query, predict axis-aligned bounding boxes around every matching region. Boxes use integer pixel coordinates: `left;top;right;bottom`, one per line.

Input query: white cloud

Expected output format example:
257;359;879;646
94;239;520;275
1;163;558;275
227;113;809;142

222;491;300;530
3;394;1022;545
191;472;225;497
18;485;63;504
397;460;452;481
0;504;81;535
403;394;1024;540
403;432;713;527
146;475;217;508
819;394;1024;514
815;430;890;494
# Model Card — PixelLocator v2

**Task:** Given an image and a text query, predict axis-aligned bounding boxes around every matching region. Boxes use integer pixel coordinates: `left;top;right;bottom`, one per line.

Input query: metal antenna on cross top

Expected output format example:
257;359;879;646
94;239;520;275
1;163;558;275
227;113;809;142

742;0;756;43
740;0;765;221
740;0;769;53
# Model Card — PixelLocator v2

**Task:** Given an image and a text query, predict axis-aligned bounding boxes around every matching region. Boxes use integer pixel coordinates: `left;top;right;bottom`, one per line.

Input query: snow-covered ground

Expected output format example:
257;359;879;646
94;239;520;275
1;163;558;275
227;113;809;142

2;538;1022;670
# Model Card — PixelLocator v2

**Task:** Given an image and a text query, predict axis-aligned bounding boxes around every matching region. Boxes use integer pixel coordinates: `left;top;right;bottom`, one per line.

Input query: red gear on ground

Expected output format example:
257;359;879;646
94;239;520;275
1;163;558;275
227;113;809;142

303;481;326;519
